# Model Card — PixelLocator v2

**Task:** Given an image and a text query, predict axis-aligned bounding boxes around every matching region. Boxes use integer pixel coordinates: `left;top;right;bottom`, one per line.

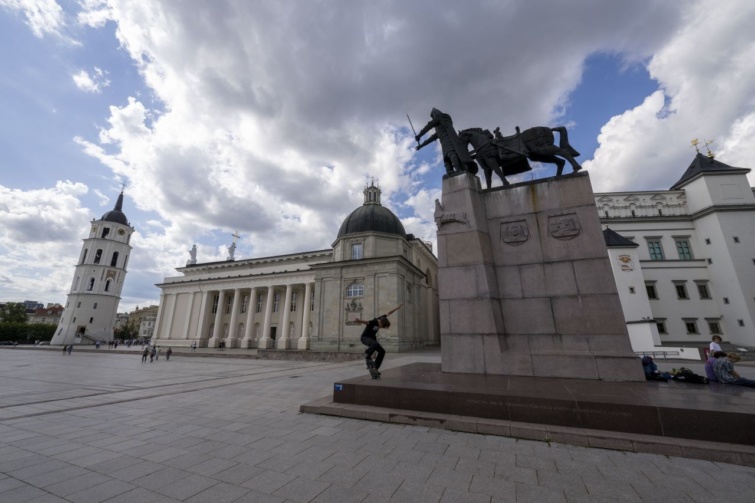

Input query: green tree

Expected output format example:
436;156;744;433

0;302;27;323
114;320;139;339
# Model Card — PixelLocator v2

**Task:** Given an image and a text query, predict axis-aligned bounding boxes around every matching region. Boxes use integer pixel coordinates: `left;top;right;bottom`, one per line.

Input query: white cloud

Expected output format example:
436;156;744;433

0;0;68;38
587;0;755;191
72;67;110;93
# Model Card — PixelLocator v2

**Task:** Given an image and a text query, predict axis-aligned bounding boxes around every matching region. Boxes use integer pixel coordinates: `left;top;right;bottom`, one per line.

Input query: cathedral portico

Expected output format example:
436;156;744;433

153;182;440;353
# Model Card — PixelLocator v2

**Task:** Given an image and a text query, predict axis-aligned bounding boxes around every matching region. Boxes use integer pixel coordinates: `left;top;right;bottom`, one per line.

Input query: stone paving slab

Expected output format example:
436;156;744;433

0;349;754;502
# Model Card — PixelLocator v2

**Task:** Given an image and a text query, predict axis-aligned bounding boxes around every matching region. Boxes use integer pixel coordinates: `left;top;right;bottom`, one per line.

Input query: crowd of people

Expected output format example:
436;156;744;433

642;335;754;388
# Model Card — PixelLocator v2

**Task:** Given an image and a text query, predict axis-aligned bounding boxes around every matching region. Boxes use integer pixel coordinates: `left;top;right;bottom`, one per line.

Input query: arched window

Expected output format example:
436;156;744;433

94;249;102;264
81;249;88;264
104;280;111;292
101;227;110;238
346;283;364;297
87;278;95;291
110;251;119;267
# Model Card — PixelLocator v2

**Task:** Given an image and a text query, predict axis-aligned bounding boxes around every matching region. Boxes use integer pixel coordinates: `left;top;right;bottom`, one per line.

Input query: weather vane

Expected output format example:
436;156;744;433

691;138;715;158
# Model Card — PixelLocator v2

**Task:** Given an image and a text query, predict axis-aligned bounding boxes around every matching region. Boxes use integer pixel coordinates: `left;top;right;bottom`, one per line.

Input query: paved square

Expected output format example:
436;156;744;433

0;348;753;502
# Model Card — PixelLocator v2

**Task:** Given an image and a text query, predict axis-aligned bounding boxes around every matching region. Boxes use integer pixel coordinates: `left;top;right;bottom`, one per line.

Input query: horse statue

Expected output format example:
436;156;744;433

458;126;582;188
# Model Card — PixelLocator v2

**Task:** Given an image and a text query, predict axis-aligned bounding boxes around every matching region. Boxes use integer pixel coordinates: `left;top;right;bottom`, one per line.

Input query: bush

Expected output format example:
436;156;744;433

0;323;56;342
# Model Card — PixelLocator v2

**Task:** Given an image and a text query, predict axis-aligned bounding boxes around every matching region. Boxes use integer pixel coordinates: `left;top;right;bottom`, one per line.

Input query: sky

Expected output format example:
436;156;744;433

1;0;754;313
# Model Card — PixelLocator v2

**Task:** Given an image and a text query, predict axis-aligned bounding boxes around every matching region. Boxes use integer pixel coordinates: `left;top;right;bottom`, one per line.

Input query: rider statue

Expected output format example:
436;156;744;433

415;108;477;175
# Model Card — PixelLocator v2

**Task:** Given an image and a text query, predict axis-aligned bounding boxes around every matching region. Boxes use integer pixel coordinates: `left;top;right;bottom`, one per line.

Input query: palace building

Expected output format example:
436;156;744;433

597;153;755;355
152;182;440;352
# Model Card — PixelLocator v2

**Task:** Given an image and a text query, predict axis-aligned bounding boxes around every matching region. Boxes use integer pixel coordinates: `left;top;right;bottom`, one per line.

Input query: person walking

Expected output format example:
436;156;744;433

141;347;149;363
166;347;172;361
355;304;403;377
150;346;156;362
191;340;197;352
67;345;72;355
156;346;161;361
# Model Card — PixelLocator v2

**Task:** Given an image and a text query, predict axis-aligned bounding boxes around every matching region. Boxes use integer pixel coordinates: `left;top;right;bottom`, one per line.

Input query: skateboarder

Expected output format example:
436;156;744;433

355;304;403;378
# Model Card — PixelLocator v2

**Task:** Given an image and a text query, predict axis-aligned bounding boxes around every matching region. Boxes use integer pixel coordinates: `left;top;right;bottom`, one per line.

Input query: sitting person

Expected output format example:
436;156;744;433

641;356;670;381
712;352;755;388
704;351;726;382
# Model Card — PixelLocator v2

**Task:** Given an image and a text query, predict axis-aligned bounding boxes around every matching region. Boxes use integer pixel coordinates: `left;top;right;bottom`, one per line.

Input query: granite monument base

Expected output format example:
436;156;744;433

331;363;755;448
437;172;644;381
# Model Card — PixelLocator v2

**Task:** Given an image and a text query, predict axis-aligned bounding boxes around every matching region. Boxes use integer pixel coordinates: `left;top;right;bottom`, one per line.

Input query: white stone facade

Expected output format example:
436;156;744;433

153;184;440;352
597;155;755;352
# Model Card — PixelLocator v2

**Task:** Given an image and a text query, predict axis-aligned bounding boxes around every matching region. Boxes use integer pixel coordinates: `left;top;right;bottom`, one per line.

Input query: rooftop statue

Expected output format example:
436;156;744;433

414;108;478;175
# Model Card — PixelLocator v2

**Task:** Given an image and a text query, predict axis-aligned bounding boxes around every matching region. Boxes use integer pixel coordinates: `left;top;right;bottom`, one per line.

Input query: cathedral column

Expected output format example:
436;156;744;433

209;289;226;348
152;292;166;341
241;287;257;348
182;293;195;339
277;284;294;349
258;286;275;349
158;293;178;341
297;282;313;350
195;291;210;346
227;288;242;347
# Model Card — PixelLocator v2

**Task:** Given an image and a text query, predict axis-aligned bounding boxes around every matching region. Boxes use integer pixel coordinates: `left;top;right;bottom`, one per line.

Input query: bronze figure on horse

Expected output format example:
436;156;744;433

458;125;582;188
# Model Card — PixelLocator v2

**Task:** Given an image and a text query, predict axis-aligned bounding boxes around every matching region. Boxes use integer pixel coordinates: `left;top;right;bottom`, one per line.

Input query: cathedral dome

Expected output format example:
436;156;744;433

337;182;406;239
100;192;129;225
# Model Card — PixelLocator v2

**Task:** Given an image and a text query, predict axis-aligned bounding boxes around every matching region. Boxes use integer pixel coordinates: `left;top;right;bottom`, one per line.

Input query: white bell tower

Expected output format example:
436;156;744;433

51;192;135;345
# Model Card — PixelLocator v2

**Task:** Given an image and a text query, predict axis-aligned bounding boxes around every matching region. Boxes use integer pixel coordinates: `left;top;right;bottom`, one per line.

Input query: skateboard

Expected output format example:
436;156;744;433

366;359;381;379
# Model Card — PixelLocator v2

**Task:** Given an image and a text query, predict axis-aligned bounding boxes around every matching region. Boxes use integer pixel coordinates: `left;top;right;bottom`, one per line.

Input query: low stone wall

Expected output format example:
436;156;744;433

257;349;364;362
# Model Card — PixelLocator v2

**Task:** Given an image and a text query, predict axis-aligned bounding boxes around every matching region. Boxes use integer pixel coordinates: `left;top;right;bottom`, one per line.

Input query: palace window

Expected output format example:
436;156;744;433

696;282;711;299
291;291;297;312
93;303;97;309
310;292;315;311
707;320;722;334
225;295;233;314
273;292;281;312
656;319;667;334
346;283;364;297
87;278;95;291
256;294;263;313
101;227;110;238
351;243;363;260
94;249;103;264
675;239;693;260
110;251;119;267
674;282;688;300
647;240;664;260
105;280;111;292
684;319;699;334
241;295;249;314
211;294;219;314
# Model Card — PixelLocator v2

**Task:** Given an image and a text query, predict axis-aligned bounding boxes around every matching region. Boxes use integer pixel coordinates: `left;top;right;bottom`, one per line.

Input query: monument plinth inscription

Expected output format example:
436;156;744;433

437;171;644;381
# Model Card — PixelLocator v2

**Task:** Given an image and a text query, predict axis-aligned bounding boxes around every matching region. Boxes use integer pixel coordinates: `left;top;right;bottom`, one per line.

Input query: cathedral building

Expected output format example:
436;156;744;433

152;182;440;352
51;192;134;345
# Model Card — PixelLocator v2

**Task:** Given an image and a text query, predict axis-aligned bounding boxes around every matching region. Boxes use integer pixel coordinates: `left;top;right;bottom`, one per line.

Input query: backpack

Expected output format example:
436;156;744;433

672;367;708;384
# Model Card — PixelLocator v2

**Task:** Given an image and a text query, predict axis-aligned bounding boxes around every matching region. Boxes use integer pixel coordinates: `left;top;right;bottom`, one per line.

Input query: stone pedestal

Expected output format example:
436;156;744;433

437;172;644;381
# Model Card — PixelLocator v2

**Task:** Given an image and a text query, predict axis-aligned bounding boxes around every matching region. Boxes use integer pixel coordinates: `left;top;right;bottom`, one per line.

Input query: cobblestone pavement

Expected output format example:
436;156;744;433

0;349;753;503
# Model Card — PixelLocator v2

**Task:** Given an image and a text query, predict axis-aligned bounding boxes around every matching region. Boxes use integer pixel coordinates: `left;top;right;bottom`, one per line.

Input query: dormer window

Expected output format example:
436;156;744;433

351;243;363;260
